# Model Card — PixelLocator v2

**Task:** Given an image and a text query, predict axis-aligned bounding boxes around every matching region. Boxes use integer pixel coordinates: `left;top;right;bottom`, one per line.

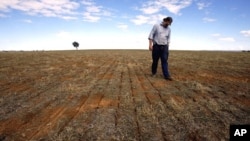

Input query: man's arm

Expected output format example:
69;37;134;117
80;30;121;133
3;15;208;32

148;24;156;51
148;39;153;51
167;28;171;46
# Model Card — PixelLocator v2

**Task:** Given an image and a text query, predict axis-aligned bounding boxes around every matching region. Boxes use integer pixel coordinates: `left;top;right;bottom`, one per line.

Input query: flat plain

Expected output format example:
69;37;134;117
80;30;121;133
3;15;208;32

0;50;249;141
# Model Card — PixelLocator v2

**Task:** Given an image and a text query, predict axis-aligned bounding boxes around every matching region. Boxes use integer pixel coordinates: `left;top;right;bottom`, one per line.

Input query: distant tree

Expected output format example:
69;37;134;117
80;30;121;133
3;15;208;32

72;41;79;50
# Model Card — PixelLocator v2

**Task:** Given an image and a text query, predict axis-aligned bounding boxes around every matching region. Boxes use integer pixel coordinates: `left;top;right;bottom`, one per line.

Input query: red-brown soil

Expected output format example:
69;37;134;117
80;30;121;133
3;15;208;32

0;50;249;141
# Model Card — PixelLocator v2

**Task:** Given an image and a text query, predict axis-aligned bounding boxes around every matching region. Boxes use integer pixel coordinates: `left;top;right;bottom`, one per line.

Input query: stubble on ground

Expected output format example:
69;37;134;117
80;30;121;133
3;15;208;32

0;50;249;141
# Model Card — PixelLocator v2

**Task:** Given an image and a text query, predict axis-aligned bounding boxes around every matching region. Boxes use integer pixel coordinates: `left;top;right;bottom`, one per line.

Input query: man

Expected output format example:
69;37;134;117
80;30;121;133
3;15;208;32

148;17;173;81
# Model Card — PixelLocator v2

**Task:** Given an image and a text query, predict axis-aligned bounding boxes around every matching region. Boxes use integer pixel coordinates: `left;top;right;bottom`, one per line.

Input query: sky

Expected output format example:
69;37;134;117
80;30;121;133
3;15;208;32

0;0;250;51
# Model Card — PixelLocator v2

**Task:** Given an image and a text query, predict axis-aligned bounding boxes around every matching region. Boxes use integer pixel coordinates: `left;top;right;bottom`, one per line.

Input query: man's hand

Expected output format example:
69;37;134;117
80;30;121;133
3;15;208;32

149;45;153;51
149;39;153;51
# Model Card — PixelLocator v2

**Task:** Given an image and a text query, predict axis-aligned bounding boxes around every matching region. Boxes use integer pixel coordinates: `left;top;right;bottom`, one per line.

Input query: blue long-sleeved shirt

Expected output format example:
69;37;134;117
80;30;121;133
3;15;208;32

148;24;171;45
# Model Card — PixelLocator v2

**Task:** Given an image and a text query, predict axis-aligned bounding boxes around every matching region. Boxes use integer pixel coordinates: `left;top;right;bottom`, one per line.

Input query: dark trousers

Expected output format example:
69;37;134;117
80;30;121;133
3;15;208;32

151;44;170;78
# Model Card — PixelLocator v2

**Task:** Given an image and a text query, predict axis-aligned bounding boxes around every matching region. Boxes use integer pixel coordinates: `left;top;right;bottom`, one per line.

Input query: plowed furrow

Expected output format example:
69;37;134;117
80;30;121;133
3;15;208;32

27;59;117;140
0;50;249;141
28;59;116;139
0;53;108;120
0;57;114;138
74;63;121;140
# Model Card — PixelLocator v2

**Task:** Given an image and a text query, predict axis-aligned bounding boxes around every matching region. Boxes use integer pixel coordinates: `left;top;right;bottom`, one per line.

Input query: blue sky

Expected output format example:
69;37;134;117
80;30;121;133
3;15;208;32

0;0;249;51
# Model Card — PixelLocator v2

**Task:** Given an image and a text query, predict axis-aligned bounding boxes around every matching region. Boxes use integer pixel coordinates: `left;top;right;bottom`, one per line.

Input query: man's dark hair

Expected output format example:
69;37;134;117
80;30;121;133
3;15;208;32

163;17;173;23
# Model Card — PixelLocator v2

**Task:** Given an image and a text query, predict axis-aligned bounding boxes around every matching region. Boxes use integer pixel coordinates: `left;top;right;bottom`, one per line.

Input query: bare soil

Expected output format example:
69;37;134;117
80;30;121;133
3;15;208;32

0;50;249;141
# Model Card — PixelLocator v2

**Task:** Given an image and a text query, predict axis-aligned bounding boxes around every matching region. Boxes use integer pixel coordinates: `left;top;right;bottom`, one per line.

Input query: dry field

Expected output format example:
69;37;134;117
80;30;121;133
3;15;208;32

0;50;249;141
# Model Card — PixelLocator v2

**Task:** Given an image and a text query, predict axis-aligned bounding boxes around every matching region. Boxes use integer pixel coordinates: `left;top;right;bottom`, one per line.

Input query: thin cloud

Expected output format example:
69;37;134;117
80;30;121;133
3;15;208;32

131;0;192;25
139;0;192;15
0;1;18;12
0;0;79;19
86;6;101;13
0;13;7;18
162;0;192;15
212;34;235;42
219;37;235;42
23;19;32;23
240;30;250;37
197;2;210;10
131;14;165;25
131;15;149;25
138;1;161;15
83;12;100;22
0;0;111;22
61;16;78;20
117;23;128;30
211;33;221;37
81;0;111;22
203;17;216;22
81;0;93;6
140;6;160;15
